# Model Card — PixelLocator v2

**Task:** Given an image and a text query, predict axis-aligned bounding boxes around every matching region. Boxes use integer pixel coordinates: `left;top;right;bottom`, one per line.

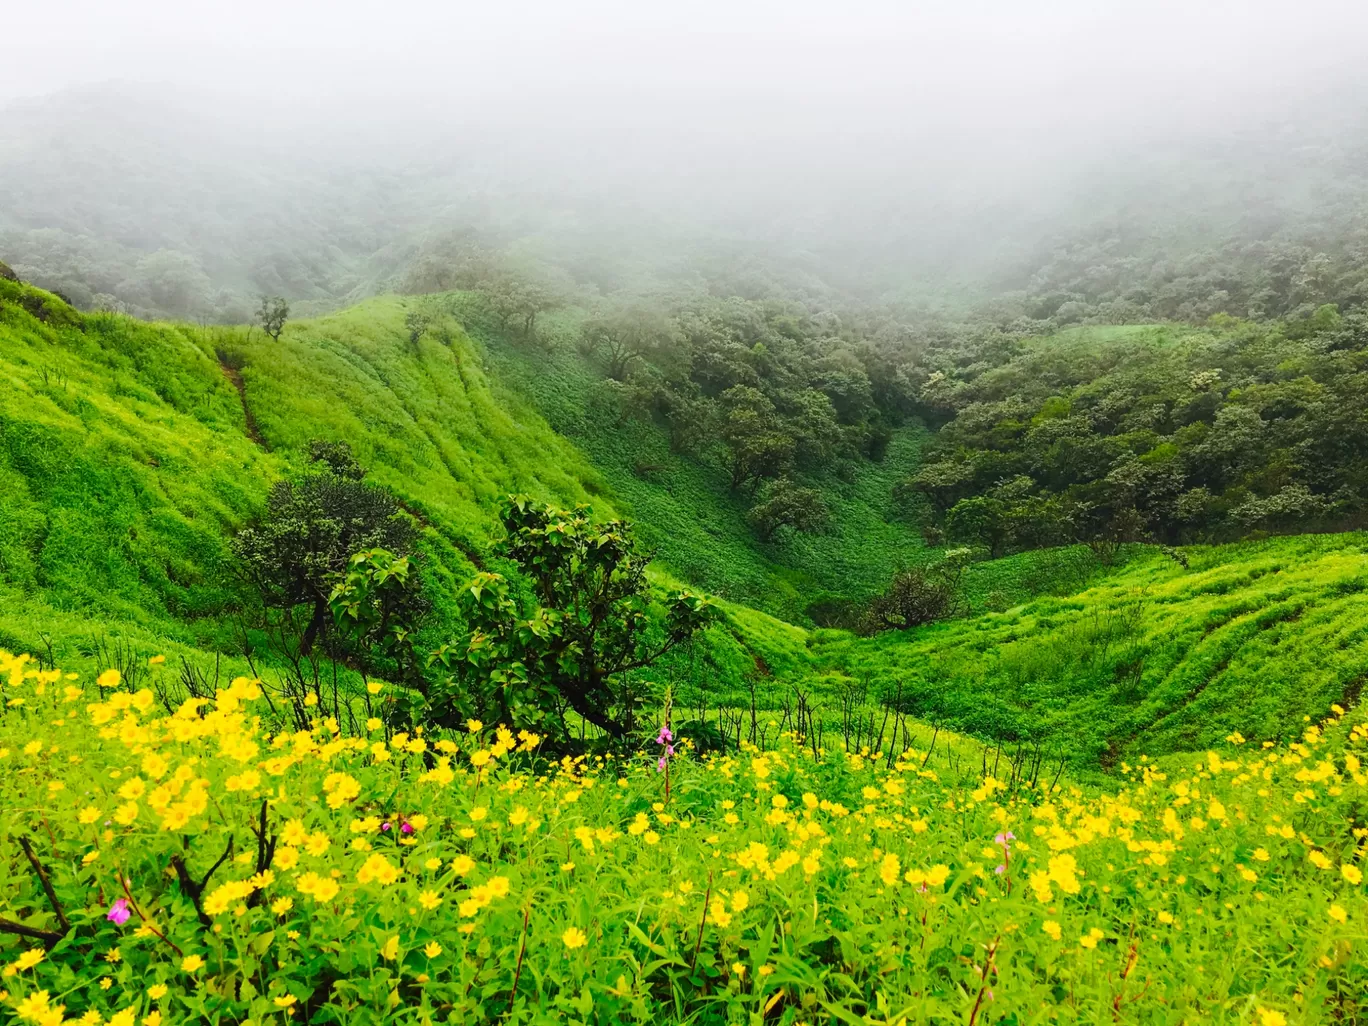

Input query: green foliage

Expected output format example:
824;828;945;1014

823;533;1368;767
746;478;828;541
329;548;426;690
255;295;289;341
232;441;417;657
860;550;968;634
906;320;1368;550
431;497;716;741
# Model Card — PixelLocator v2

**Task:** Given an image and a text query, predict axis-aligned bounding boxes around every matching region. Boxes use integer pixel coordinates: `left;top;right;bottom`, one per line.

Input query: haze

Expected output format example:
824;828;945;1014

4;0;1368;314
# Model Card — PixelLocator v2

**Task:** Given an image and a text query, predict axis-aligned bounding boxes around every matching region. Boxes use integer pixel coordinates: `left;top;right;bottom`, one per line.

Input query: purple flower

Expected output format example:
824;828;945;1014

657;756;668;772
380;821;392;832
106;898;131;925
994;831;1015;848
400;822;414;835
994;864;1006;875
665;745;675;756
656;725;673;745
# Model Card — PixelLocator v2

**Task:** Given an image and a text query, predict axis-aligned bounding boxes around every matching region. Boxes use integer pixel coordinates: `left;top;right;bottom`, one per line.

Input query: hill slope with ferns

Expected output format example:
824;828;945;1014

2;273;1367;767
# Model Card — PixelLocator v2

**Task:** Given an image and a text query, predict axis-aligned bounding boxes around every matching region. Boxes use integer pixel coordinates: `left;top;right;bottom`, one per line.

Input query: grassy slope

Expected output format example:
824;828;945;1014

820;533;1368;765
467;300;929;622
0;280;809;686
4;279;1366;764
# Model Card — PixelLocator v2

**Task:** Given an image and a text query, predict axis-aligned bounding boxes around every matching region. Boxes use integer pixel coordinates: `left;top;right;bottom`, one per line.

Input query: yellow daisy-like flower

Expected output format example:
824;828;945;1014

11;948;44;972
180;954;204;973
562;927;587;949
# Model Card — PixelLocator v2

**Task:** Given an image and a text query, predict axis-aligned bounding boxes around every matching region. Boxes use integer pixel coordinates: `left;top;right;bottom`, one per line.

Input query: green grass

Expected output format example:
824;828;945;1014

819;533;1368;766
0;279;807;698
467;298;929;622
5;276;1368;769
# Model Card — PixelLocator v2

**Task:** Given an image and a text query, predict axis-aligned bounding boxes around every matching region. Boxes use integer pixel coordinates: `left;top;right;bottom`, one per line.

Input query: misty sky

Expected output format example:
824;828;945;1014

6;0;1368;288
10;1;1368;136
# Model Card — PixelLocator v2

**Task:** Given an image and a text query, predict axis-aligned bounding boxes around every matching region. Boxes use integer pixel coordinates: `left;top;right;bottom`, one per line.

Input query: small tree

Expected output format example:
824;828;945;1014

860;551;968;634
256;295;289;340
580;303;677;380
329;548;428;714
748;478;828;541
719;385;795;494
233;440;415;658
404;311;431;346
945;496;1009;557
430;497;715;742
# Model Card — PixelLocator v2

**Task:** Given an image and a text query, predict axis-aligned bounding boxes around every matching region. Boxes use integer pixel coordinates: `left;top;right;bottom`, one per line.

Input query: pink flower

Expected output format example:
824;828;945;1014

400;822;414;835
657;756;668;771
107;898;131;925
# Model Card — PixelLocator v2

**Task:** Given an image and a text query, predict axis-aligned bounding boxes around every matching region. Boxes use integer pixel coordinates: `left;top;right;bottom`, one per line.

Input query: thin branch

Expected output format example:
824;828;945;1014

18;836;69;934
118;873;184;956
0;917;64;949
507;904;531;1014
690;871;714;972
170;836;234;928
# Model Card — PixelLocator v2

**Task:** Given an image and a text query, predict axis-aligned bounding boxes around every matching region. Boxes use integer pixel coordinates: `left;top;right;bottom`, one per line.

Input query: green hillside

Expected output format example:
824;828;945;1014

4;272;1367;769
0;276;813;692
822;534;1368;767
469;300;930;622
0;279;602;635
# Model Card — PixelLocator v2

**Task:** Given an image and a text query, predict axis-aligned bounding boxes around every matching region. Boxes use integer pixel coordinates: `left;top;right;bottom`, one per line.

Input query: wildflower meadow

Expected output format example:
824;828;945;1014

2;649;1366;1025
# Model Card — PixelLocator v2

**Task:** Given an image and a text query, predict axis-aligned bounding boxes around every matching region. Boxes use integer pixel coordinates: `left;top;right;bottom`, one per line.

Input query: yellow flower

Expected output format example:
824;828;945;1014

12;948;44;972
367;681;383;695
451;854;477;876
1079;927;1104;950
1328;904;1347;923
1342;863;1363;886
561;861;576;872
732;962;746;977
644;830;661;845
879;853;900;888
562;926;587;949
147;985;167;1000
466;719;483;733
273;995;297;1009
1257;1009;1287;1026
143;1013;162;1026
424;941;442;958
419;890;442;910
1041;920;1061;940
97;669;121;688
180;954;205;973
271;897;294;915
1047;853;1081;894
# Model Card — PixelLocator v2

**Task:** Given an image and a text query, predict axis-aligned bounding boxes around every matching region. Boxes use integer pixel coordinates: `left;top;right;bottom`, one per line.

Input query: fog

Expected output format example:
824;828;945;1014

5;0;1368;312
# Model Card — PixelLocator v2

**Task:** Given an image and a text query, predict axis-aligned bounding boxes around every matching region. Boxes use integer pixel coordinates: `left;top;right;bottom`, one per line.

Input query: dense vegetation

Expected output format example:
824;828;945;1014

2;653;1365;1025
904;315;1368;552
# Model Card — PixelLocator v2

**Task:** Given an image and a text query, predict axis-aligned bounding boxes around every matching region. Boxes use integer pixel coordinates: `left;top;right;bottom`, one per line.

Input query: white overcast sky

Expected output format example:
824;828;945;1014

6;0;1368;242
8;0;1367;122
